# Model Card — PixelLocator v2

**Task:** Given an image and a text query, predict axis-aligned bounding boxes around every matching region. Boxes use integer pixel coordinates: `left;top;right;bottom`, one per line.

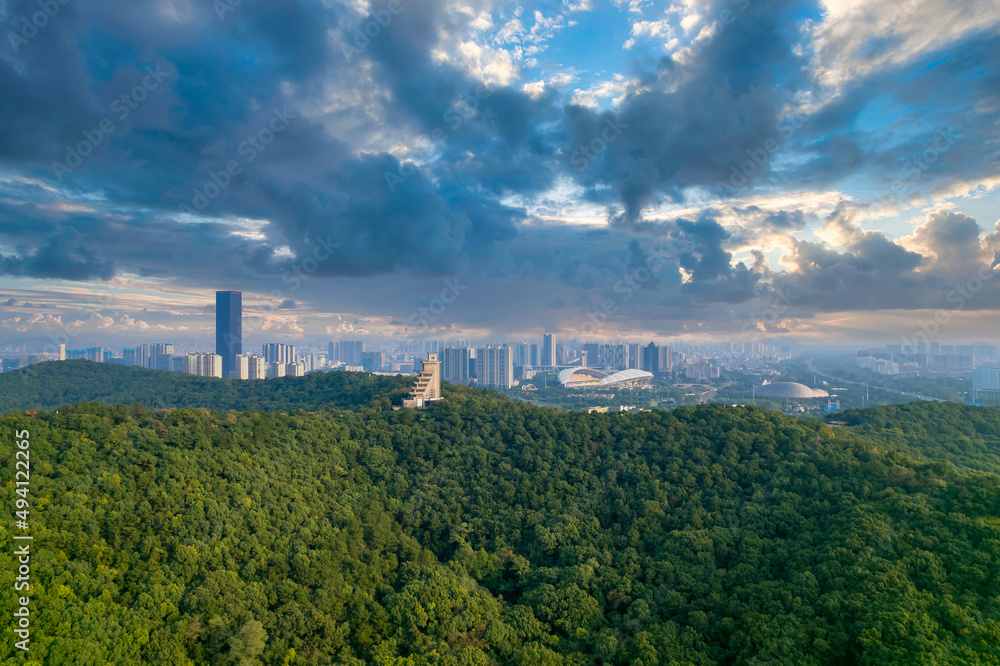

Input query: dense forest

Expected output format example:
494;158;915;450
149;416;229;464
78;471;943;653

0;361;411;414
2;383;999;664
833;401;1000;475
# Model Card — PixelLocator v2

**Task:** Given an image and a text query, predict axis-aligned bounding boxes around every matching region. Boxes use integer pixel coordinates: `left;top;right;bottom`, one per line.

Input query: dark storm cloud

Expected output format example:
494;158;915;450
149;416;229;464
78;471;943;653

0;0;539;283
0;229;115;280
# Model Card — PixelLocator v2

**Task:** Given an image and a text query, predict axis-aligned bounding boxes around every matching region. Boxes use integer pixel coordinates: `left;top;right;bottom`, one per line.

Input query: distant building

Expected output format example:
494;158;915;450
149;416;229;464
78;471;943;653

513;342;530;366
441;347;471;383
658;345;673;372
267;362;287;379
684;358;719;381
186;353;222;378
402;352;442;408
216;291;243;378
233;354;251;380
151;343;174;370
263;343;295;365
477;345;514;388
973;366;1000;401
248;355;267;380
643;342;659;374
124;345;150;367
541;333;556;367
331;340;365;366
288;363;305;377
58;343;66;361
362;350;387;373
857;352;899;375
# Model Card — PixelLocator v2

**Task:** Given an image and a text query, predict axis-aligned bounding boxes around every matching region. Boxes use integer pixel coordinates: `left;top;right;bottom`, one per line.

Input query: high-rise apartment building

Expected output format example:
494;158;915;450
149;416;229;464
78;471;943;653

123;344;150;367
185;353;222;378
262;343;296;365
441;347;471;383
477;345;514;388
541;333;555;367
513;342;530;367
247;355;267;379
233;354;251;380
148;343;174;370
331;340;365;366
658;345;673;372
216;291;243;378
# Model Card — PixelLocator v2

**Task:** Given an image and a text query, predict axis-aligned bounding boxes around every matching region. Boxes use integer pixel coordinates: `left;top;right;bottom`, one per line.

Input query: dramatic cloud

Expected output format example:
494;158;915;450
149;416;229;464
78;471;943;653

0;0;998;344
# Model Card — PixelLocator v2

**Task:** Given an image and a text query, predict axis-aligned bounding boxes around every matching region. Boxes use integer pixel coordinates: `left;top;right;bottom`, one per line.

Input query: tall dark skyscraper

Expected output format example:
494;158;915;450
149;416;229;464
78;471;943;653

216;291;242;378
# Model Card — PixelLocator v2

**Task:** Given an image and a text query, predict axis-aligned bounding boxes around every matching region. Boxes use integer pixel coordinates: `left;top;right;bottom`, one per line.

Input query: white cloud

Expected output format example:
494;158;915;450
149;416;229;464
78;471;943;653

623;19;673;50
809;0;1000;90
570;74;632;108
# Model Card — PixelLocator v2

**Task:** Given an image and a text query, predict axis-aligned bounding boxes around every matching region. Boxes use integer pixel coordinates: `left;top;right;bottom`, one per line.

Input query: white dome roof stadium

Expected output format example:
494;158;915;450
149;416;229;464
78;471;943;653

754;381;829;399
558;367;654;389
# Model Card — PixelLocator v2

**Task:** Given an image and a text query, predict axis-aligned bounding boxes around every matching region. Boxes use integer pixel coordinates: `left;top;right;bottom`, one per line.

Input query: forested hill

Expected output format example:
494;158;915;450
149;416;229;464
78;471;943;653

0;360;411;414
2;395;999;664
833;401;1000;475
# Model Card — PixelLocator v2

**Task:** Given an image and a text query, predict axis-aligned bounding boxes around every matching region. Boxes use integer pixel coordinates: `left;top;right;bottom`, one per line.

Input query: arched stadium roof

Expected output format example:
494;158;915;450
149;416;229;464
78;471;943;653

557;367;608;385
600;369;654;387
754;382;829;398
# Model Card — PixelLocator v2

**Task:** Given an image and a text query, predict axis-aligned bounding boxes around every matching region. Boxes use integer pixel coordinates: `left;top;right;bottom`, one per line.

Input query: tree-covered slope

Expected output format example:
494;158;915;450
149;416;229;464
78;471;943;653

2;394;999;664
0;360;411;414
833;402;1000;475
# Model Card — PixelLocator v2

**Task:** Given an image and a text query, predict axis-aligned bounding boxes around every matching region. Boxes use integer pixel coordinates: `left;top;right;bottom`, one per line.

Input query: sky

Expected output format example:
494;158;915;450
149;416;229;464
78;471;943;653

0;0;999;351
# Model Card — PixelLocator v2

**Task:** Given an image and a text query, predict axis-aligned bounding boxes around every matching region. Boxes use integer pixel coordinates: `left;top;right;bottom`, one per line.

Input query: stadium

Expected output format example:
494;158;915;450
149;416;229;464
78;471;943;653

557;367;654;389
753;381;829;399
